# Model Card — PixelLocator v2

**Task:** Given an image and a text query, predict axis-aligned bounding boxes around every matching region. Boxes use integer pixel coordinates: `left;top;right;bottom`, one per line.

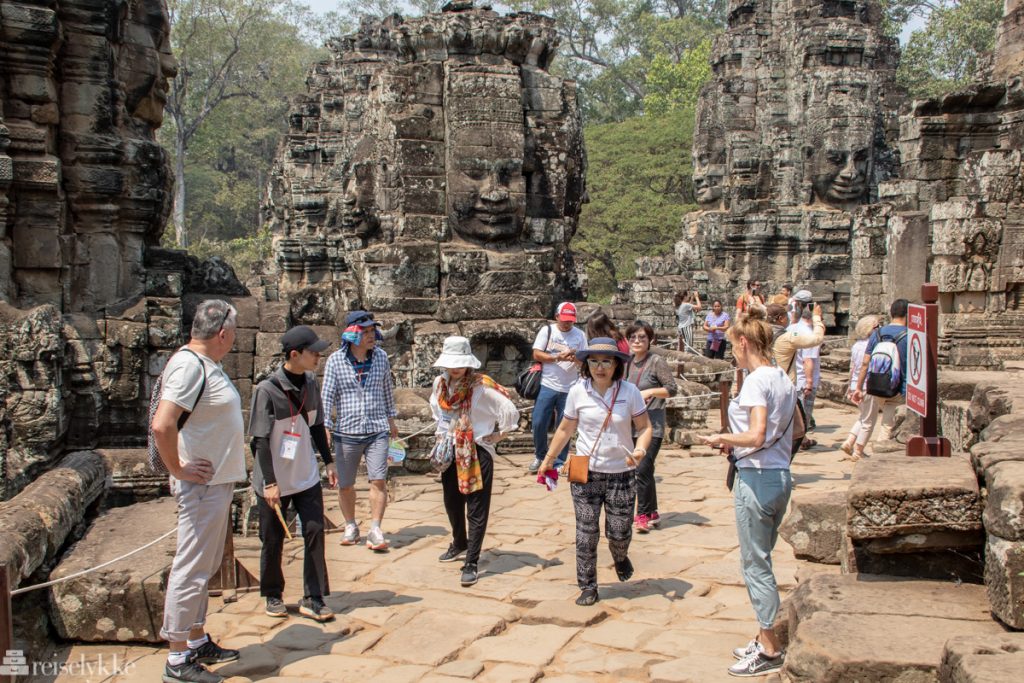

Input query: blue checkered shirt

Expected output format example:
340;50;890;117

322;344;398;435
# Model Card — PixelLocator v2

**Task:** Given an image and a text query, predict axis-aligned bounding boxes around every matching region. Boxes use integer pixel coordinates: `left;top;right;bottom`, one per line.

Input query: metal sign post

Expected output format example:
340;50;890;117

906;283;952;457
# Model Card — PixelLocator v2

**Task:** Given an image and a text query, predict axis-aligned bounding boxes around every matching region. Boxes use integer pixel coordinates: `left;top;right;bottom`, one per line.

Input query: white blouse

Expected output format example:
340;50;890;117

430;375;520;455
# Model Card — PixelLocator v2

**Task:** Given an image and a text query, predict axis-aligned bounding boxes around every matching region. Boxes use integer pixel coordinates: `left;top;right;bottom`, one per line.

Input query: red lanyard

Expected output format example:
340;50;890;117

287;386;307;432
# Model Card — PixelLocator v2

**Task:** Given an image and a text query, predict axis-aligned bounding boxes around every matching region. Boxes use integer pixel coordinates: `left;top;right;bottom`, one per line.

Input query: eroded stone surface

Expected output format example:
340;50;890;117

984;534;1024;629
779;491;844;564
939;633;1024;683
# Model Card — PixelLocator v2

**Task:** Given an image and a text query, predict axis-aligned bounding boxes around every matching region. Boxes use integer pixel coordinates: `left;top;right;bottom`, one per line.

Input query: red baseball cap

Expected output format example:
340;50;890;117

556;302;577;322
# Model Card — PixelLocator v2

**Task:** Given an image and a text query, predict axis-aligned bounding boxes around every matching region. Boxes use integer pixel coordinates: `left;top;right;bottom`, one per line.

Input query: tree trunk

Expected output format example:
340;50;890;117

173;130;187;248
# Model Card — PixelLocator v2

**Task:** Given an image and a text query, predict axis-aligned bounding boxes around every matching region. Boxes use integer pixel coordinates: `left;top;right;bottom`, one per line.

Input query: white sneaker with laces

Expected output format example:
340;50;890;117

340;523;360;546
727;650;784;677
366;526;389;551
732;639;763;660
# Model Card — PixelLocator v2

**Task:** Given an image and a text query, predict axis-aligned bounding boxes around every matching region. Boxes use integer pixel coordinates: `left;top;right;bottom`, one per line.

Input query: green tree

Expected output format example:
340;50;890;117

897;0;1004;98
576;107;697;300
163;0;331;248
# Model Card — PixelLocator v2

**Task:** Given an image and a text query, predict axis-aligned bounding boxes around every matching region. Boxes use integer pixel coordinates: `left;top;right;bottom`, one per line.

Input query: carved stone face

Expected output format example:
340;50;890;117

120;0;177;126
446;69;527;243
692;150;725;205
807;127;872;204
338;165;378;238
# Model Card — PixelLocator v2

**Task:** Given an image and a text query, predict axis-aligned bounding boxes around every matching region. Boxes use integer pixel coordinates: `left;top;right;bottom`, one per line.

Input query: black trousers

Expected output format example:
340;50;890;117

705;340;727;359
258;482;329;599
571;471;636;590
635;436;664;516
441;449;494;566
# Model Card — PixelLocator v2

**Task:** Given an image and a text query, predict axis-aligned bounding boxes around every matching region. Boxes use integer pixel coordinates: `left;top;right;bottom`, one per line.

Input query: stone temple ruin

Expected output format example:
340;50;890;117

1;0;1024;678
262;6;587;387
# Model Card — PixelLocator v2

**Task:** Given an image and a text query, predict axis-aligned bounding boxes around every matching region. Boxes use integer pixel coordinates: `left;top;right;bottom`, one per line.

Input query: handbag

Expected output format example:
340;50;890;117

514;324;552;400
710;338;723;352
429;431;456;473
562;383;620;484
725;388;803;491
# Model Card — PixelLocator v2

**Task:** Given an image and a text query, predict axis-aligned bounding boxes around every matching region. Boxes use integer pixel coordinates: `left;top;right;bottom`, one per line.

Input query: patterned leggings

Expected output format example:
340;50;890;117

571;470;636;590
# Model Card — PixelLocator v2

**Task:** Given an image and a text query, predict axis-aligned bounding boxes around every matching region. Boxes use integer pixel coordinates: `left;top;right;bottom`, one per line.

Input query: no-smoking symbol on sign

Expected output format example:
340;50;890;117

909;334;923;385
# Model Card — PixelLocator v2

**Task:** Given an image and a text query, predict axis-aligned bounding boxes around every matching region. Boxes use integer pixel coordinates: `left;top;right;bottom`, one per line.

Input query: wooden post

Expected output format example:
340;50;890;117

718;379;732;431
0;565;14;683
208;525;258;602
907;283;952;457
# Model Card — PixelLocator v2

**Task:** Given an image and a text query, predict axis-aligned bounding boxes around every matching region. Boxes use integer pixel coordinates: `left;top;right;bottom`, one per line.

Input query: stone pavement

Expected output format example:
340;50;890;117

39;404;860;683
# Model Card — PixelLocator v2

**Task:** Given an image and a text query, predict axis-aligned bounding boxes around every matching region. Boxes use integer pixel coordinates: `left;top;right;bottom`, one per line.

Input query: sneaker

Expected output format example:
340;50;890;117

575;588;599;606
340;523;360;546
190;637;239;665
528;458;542;474
615;556;634;582
366;526;389;552
163;654;224;683
460;563;479;586
635;513;650;533
439;543;467;563
265;597;287;618
728;650;784;677
839;439;855;456
298;596;335;622
732;638;764;660
649;511;661;528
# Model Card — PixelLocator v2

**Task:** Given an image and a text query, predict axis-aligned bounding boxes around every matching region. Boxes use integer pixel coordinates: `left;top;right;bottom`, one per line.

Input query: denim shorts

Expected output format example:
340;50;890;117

334;431;389;487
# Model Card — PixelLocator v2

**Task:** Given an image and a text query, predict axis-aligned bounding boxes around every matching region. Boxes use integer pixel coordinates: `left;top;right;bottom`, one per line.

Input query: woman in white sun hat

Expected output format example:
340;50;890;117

430;336;519;588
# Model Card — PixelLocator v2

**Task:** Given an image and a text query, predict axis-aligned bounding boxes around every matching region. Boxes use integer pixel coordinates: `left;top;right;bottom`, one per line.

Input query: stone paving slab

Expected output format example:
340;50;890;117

36;403;916;682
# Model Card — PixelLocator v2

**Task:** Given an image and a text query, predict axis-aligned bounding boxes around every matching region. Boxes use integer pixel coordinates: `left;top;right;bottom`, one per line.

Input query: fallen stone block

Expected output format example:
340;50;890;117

970;438;1024;479
982;460;1024;540
97;448;169;507
48;497;178;642
939;633;1024;683
847;454;982;540
980;413;1024;442
779;491;844;564
0;451;107;585
984;534;1024;630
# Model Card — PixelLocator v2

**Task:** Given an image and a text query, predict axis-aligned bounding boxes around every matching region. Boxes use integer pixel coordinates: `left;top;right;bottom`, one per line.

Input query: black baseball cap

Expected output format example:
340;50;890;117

345;310;379;328
281;325;331;355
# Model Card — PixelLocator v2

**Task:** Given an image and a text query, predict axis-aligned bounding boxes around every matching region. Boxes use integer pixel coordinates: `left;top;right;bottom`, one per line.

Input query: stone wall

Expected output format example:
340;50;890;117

617;0;901;331
263;4;586;385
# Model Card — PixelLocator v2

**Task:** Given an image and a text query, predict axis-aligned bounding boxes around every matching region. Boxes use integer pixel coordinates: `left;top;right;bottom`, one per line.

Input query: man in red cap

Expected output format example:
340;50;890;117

529;302;588;474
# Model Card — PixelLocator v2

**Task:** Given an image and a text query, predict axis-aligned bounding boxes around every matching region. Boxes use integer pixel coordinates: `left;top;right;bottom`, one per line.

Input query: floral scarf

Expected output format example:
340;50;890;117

437;373;510;494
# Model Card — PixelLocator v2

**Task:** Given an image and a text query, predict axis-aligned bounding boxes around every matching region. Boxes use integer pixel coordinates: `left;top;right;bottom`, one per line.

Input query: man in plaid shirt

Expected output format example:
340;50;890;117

321;310;399;551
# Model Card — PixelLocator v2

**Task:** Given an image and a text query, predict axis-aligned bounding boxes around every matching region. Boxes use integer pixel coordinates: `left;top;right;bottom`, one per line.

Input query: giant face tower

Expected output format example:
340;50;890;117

264;5;586;365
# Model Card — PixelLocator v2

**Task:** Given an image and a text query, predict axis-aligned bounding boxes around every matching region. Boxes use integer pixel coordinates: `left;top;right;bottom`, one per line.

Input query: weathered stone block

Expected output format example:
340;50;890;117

258;300;290;333
779;492;847;564
983;460;1024;541
847;454;982;540
985;534;1024;629
48;498;178;642
939;633;1024;683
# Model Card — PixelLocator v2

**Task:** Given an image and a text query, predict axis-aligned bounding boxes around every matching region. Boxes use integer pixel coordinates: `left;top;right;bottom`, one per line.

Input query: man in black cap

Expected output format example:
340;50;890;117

248;325;338;622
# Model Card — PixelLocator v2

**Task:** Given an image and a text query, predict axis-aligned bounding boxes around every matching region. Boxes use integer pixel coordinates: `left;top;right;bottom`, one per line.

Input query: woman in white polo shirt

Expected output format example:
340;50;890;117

537;337;653;606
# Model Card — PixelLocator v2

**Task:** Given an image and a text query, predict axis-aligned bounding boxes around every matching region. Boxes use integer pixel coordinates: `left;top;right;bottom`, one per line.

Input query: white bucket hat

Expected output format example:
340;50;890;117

432;336;482;369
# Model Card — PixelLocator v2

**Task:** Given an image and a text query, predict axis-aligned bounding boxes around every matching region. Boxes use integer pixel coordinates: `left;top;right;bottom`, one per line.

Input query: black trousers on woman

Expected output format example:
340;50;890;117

441;449;494;566
571;470;636;590
258;482;329;599
635;436;664;516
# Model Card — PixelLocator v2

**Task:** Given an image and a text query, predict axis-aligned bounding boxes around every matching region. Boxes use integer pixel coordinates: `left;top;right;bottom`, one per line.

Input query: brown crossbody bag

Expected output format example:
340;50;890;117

562;383;620;484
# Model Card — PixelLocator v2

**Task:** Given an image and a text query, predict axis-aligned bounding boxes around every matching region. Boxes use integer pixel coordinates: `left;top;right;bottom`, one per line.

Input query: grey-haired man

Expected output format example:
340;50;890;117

152;299;246;683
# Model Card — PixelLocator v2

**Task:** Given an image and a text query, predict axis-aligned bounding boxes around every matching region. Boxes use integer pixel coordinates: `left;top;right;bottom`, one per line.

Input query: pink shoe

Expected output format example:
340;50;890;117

649;511;661;528
635;514;650;533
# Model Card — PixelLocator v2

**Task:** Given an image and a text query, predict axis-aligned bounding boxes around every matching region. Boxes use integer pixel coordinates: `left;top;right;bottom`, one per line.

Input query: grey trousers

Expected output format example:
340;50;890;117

160;480;234;642
734;467;792;630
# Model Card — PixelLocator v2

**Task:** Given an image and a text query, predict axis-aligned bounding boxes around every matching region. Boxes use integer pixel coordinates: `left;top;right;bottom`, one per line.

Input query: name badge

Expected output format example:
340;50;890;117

280;431;301;461
600;432;620;451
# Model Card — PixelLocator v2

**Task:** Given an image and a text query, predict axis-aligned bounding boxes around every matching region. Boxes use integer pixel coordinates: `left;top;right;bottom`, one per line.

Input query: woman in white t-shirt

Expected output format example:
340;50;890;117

840;315;880;460
537;338;653;607
698;309;797;678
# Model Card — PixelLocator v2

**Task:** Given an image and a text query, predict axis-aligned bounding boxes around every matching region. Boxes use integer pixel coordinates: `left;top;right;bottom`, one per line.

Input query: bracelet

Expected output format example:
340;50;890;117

634;447;647;457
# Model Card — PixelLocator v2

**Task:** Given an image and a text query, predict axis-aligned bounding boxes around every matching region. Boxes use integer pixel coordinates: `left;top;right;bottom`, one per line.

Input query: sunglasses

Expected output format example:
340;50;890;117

586;358;615;369
628;334;648;342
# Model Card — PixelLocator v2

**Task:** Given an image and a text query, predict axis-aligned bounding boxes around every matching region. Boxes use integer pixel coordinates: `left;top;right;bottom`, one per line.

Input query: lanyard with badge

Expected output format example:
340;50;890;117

591;382;621;453
279;384;307;461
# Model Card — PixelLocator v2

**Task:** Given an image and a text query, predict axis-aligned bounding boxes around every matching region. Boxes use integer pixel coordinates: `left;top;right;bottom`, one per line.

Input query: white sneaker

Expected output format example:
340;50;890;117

366;526;389;551
732;639;763;660
340;523;360;546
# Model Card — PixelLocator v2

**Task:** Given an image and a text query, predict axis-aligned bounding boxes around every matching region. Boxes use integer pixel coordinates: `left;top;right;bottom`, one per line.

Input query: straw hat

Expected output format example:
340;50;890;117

432;336;482;369
575;337;630;362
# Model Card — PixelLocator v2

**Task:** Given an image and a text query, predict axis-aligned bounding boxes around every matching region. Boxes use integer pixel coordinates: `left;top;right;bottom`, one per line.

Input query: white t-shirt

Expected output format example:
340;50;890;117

792;321;821;388
429;376;521;456
564;380;647;474
676;303;695;328
533;324;588;393
728;366;797;470
161;347;247;485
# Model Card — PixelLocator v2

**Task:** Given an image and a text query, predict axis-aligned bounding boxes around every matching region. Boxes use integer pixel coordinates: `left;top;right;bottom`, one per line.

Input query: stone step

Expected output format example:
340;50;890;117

940;633;1024;682
783;573;1006;682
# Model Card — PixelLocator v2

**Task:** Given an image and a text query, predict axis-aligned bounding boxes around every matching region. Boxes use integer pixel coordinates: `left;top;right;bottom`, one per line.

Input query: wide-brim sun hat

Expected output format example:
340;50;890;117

433;336;483;369
576;337;631;363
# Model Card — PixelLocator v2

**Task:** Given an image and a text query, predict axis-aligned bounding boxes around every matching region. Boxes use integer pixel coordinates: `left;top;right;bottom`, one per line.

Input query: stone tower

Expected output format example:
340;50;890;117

263;3;586;385
619;0;901;330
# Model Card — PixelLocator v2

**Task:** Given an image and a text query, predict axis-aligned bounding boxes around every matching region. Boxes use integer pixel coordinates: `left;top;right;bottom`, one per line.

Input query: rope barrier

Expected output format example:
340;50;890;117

10;528;178;596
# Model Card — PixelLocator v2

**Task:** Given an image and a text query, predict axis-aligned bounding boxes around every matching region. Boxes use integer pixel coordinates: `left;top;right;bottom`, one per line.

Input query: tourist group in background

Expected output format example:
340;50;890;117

151;286;911;681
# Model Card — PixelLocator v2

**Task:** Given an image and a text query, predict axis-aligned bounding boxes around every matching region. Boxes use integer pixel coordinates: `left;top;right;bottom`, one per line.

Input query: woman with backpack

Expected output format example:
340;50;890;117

697;308;799;678
840;315;881;460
